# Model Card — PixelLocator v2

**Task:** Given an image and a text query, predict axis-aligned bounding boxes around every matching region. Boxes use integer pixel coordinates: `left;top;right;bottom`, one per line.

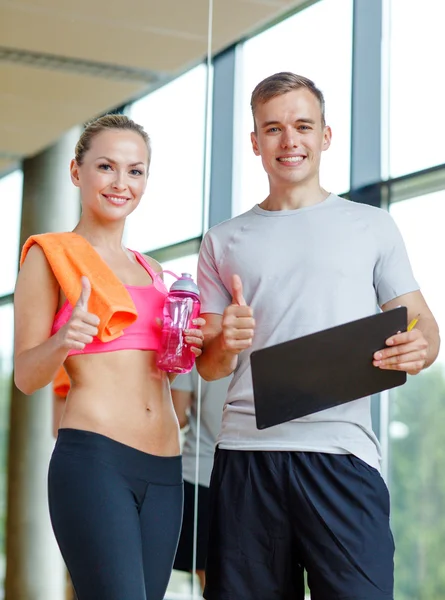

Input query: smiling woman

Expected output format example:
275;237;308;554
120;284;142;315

13;114;205;600
71;116;151;222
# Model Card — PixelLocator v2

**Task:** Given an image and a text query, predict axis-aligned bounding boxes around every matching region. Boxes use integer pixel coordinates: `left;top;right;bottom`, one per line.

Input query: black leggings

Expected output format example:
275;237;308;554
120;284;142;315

48;428;183;600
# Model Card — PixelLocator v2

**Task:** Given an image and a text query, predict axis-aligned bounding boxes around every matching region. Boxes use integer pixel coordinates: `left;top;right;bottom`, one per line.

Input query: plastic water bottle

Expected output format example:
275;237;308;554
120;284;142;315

156;273;201;374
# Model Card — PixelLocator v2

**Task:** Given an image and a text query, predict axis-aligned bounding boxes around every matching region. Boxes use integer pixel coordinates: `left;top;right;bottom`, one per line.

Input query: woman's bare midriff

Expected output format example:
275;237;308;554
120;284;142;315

60;349;180;457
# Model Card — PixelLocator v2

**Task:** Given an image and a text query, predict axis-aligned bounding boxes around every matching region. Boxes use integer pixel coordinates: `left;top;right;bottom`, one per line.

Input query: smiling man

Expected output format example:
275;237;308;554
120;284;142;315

196;72;440;600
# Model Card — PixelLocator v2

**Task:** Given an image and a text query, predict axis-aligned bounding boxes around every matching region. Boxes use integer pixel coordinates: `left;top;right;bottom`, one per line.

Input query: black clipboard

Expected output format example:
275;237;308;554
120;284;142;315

251;306;407;430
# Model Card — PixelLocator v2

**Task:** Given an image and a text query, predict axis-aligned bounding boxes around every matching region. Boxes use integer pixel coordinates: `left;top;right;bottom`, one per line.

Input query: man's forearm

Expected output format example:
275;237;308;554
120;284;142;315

420;317;440;368
196;332;238;381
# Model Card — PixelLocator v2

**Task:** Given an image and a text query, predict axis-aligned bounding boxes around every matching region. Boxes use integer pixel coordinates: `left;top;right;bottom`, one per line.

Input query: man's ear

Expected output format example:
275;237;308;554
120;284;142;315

251;131;260;156
322;125;332;151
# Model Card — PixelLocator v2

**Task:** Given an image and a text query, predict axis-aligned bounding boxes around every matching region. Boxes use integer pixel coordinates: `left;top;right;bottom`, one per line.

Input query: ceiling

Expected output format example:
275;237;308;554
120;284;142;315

0;0;307;176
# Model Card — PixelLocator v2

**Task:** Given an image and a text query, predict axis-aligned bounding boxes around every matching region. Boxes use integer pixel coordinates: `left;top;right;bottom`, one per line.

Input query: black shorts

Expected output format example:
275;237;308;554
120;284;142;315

174;480;210;572
204;449;394;600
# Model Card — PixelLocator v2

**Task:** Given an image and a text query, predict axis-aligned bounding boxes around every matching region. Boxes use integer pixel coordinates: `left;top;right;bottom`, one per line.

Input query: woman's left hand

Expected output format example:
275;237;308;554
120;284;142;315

184;317;206;357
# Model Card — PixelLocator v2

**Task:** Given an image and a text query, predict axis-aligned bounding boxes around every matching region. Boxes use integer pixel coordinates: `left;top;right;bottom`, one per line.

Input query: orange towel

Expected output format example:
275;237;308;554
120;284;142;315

53;366;70;398
20;232;138;342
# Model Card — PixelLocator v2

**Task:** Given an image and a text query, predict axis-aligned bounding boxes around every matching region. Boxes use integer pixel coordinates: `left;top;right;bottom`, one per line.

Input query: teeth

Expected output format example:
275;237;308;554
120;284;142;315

278;156;304;163
106;196;127;203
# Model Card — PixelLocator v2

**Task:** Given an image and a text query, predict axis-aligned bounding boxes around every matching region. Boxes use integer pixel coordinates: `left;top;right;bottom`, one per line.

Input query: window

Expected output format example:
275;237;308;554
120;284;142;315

0;303;14;584
125;66;207;252
386;0;445;177
161;254;198;284
390;192;445;358
233;0;353;215
388;190;445;599
0;170;23;296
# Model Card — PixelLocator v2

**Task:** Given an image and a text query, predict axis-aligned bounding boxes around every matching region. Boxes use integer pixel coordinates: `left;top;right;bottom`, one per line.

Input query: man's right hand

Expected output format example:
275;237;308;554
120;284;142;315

221;274;255;354
58;276;100;351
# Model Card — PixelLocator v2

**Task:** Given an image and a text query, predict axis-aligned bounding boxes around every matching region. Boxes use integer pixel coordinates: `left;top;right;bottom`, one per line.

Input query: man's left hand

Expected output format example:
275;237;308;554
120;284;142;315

373;329;428;375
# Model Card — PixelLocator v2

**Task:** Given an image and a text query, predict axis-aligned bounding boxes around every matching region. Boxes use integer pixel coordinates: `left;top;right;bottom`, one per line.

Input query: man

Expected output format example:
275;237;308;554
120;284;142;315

171;368;230;591
196;72;440;600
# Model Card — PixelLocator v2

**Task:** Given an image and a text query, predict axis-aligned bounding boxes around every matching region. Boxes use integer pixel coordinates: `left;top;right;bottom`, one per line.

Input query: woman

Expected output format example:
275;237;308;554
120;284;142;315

52;366;70;438
14;115;205;600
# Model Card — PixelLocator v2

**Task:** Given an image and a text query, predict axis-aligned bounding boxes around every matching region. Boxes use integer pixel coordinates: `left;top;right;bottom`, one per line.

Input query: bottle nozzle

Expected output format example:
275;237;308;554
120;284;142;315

170;273;200;295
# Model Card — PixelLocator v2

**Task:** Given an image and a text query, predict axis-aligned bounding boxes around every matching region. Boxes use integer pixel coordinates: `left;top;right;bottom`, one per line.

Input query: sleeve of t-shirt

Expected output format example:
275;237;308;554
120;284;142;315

373;210;419;306
197;230;232;315
171;372;194;393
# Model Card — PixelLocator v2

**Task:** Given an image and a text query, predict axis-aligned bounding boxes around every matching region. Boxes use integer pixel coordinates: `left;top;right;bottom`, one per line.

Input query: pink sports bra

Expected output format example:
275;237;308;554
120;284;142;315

51;251;167;356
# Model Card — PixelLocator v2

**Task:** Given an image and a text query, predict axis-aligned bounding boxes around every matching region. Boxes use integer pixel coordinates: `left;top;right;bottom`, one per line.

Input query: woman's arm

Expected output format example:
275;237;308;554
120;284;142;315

14;245;99;394
14;245;69;394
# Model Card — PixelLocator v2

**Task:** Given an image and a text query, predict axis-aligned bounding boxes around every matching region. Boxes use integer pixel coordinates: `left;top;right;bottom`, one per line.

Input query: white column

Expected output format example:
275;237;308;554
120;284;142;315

5;126;80;600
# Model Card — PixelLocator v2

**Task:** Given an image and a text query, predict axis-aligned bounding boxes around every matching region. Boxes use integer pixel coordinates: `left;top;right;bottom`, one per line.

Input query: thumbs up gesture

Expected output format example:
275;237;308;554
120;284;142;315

57;277;100;351
221;274;255;354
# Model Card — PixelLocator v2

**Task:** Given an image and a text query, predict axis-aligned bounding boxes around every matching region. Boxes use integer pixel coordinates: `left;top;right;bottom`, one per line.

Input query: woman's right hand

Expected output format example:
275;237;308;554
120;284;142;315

57;276;100;351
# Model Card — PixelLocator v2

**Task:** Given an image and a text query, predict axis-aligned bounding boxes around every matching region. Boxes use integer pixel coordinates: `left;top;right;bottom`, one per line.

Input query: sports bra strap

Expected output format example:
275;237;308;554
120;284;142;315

131;251;158;280
131;251;178;293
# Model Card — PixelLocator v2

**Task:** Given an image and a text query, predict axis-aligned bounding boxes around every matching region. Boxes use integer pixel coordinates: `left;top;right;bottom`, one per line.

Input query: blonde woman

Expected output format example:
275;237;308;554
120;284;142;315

14;115;204;600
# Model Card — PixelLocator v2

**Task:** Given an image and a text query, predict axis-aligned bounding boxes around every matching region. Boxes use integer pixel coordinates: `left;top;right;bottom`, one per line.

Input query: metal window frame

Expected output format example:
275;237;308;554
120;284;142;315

350;0;385;454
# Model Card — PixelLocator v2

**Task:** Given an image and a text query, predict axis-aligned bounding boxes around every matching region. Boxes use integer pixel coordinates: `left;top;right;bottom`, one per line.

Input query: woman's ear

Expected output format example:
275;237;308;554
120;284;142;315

70;159;81;187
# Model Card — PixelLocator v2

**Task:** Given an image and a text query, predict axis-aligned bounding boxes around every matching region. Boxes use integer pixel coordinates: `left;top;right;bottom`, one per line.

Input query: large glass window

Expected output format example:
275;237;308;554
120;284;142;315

125;65;207;253
388;190;445;599
161;254;198;283
390;192;445;361
0;304;14;588
387;0;445;177
233;0;353;215
0;170;23;296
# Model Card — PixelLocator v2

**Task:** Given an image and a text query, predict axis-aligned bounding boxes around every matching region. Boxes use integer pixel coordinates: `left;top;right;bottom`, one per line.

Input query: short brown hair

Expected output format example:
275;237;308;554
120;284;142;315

251;72;325;127
75;114;151;166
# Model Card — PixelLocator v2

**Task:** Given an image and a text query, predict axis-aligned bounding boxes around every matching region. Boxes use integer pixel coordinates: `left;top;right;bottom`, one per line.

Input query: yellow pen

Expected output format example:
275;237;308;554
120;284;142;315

407;314;420;331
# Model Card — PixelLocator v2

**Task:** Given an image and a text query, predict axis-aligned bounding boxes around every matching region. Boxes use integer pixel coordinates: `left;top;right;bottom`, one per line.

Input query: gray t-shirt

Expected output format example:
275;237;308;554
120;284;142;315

172;368;230;486
197;194;419;470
